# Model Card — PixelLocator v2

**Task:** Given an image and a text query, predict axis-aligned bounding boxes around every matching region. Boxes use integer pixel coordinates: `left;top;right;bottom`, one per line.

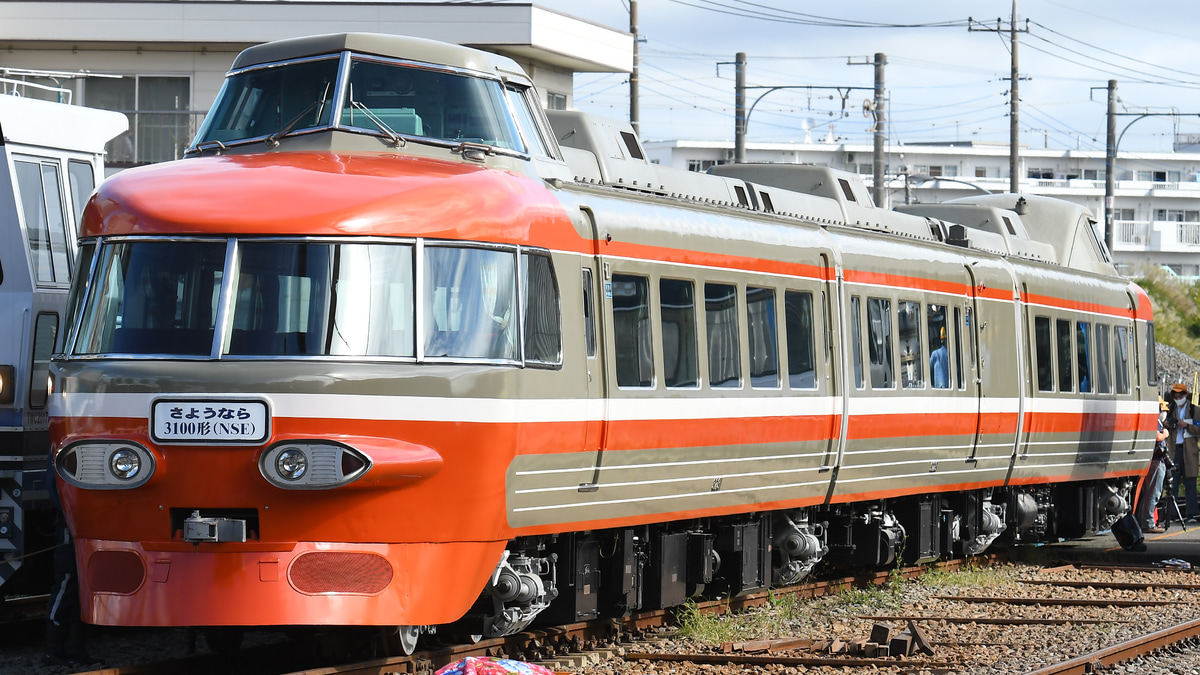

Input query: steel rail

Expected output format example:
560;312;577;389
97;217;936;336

1022;616;1200;675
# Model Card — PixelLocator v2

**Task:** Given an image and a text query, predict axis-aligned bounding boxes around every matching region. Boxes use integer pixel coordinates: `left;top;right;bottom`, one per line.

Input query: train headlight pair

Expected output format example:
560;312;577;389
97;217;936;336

56;442;155;489
259;441;371;490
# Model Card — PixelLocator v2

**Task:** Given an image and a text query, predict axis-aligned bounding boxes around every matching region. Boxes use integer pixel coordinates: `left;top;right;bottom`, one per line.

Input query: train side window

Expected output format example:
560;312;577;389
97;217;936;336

1114;325;1130;395
1095;323;1112;394
850;296;864;389
612;274;654;387
953;307;964;390
1145;322;1157;386
785;290;817;389
898;300;923;389
1034;316;1053;392
659;278;699;388
28;313;58;408
506;86;553;159
928;304;949;389
1076;321;1092;393
582;268;596;358
67;159;96;228
867;297;894;389
747;286;779;388
521;252;561;366
15;159;71;285
705;282;741;388
1056;319;1074;392
63;243;97;352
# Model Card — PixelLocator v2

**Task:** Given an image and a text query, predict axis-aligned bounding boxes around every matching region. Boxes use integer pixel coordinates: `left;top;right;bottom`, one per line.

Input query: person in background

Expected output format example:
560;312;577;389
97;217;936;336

930;326;949;389
1166;382;1200;522
1135;398;1172;533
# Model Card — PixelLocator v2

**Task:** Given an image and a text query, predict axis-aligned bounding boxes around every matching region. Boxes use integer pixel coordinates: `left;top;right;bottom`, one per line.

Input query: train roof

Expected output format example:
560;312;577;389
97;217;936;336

230;32;529;83
0;95;128;153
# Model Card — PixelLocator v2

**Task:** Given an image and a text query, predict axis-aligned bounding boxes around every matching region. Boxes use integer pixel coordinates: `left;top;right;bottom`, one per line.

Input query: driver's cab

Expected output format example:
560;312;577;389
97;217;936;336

188;33;565;177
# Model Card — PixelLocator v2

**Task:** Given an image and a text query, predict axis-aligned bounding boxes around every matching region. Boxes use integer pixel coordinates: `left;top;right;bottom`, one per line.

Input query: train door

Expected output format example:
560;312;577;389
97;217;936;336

962;264;984;462
822;253;845;470
578;207;607;489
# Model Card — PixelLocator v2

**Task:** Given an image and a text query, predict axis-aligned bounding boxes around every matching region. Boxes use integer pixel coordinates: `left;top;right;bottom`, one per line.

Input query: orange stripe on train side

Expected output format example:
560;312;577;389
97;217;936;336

1020;290;1135;319
1023;411;1148;434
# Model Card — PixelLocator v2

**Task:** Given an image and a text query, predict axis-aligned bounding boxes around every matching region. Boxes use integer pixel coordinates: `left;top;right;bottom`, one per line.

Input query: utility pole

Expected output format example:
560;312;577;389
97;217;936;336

734;52;747;163
1105;79;1117;253
872;52;886;207
629;0;640;136
968;1;1029;194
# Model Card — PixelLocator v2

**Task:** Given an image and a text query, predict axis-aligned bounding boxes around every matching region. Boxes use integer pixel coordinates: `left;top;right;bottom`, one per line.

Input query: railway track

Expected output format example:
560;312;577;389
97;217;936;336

54;559;1200;675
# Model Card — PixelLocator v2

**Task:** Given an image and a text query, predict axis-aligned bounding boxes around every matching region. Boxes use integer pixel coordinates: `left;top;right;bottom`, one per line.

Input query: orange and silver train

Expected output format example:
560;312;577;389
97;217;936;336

50;33;1157;648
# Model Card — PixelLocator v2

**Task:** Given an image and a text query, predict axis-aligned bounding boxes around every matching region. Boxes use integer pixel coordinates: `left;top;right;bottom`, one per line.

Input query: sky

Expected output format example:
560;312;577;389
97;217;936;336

521;0;1200;154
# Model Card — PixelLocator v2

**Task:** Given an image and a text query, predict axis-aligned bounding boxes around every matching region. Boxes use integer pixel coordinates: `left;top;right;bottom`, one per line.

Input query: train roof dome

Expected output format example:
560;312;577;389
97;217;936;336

231;32;525;80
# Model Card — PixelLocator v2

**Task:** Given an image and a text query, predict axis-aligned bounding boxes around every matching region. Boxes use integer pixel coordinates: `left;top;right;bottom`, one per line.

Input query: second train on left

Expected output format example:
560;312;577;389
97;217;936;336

49;33;1156;649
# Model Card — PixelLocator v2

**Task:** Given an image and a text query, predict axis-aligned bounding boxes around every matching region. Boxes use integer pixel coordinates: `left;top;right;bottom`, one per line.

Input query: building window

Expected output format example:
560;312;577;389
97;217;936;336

1083;168;1105;180
546;91;567;110
1027;168;1054;179
687;159;725;172
86;75;192;164
1115;208;1135;221
1156;209;1200;222
928;165;957;178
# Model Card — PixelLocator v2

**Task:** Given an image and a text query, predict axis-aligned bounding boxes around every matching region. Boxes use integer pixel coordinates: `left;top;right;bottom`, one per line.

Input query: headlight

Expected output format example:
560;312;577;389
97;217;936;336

260;441;371;490
275;447;308;481
0;365;13;405
109;448;141;480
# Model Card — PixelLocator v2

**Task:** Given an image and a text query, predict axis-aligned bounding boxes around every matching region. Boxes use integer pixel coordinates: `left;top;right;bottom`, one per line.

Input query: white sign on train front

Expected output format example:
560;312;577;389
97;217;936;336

151;399;269;443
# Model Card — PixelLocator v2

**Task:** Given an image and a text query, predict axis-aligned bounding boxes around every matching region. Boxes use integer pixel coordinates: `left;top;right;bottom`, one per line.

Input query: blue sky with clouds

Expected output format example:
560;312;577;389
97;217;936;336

528;0;1200;152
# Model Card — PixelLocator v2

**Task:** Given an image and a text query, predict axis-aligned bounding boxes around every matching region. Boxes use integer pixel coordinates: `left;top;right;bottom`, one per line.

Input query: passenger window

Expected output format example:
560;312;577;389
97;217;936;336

660;278;698;388
953;306;965;390
1056;319;1073;392
612;274;653;387
506;86;552;158
521;252;561;366
424;246;515;360
785;290;817;389
851;296;864;389
582;268;596;358
15;159;71;285
1076;321;1092;393
1114;325;1130;395
1095;323;1112;394
63;243;97;351
67;159;96;228
1034;316;1053;392
1146;322;1157;386
29;313;58;409
899;300;923;389
705;282;741;388
928;304;949;389
867;297;894;389
746;286;779;388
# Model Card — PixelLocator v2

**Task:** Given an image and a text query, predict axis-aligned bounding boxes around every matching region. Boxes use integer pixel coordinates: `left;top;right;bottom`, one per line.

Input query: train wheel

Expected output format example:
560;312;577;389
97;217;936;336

395;624;420;655
202;627;244;654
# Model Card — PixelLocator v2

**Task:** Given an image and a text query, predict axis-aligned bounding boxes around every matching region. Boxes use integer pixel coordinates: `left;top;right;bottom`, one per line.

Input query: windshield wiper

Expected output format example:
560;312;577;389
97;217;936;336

345;98;406;148
264;82;331;147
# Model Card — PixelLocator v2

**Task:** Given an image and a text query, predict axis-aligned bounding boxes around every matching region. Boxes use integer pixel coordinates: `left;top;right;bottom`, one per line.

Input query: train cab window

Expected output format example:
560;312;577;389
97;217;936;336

747;287;779;388
15;159;71;285
67;160;96;227
705;283;741;388
28;313;58;408
582;268;596;358
928;305;949;389
521;252;561;366
1095;323;1113;394
659;278;699;388
1145;323;1157;386
612;274;654;387
1056;319;1073;392
74;241;226;356
1076;321;1092;393
422;246;514;360
866;297;894;389
1114;325;1131;395
850;296;864;389
507;86;552;158
198;56;340;144
785;290;817;389
1034;316;1053;392
63;243;97;350
898;301;923;389
953;307;964;390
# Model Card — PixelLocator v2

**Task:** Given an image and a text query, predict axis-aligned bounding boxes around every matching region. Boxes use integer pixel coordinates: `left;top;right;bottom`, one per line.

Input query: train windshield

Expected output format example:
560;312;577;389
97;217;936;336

192;53;524;154
69;239;560;365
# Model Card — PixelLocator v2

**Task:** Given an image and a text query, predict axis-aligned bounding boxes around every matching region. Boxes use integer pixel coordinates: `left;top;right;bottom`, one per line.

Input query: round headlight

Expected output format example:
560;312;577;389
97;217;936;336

109;448;141;480
276;447;308;481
